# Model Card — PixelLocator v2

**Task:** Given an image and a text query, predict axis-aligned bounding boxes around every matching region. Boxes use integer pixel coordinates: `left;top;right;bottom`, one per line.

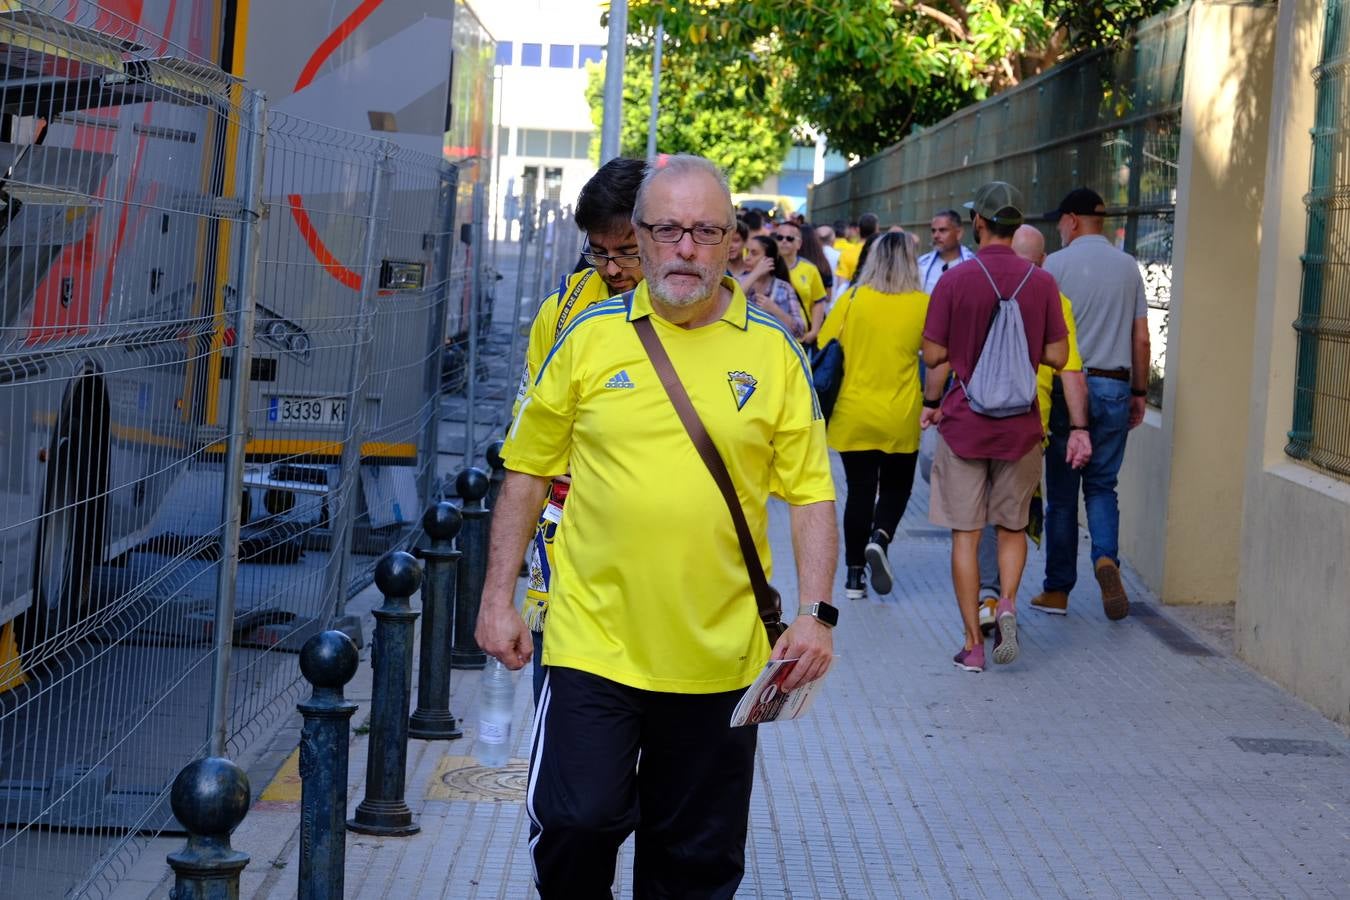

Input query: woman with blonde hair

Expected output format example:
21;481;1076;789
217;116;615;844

816;231;929;599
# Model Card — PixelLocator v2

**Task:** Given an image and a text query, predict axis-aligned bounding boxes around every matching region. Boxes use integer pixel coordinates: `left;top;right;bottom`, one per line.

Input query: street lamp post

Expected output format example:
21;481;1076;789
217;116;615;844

599;0;629;163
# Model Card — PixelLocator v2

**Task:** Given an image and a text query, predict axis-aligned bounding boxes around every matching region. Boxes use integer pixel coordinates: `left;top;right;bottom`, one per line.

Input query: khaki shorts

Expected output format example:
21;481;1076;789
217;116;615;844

928;435;1043;532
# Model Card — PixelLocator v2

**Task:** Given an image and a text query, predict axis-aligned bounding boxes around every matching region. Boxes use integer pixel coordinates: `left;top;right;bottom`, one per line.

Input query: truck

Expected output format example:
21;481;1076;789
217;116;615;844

0;0;495;684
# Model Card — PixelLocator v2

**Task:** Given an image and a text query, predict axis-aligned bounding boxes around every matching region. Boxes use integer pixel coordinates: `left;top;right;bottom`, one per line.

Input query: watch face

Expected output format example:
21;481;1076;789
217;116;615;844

813;602;839;627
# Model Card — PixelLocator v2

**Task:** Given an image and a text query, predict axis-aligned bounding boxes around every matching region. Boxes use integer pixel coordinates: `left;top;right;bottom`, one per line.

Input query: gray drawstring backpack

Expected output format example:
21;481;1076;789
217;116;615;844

958;257;1038;417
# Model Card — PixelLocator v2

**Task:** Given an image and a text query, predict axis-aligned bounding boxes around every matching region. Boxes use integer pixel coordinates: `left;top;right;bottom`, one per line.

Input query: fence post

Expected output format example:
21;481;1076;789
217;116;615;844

347;551;422;836
451;467;489;670
418;164;460;507
207;89;267;757
331;144;395;637
297;630;359;900
165;757;251;899
463;181;487;461
409;502;464;740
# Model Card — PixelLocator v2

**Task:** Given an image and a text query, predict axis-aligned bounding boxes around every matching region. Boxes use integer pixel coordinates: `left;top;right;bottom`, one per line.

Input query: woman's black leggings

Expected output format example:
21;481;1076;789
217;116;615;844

838;450;918;566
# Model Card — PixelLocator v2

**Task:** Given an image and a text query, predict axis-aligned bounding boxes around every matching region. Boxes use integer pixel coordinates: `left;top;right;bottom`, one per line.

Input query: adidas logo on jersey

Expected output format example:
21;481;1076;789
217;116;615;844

604;370;636;389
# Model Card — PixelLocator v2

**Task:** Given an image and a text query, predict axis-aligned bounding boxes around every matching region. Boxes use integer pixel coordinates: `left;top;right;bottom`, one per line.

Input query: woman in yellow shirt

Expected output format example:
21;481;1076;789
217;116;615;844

816;232;929;599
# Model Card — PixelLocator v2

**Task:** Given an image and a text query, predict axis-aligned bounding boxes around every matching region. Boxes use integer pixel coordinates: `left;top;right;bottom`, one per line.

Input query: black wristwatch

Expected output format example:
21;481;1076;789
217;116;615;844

922;397;941;409
1130;387;1148;397
800;601;839;628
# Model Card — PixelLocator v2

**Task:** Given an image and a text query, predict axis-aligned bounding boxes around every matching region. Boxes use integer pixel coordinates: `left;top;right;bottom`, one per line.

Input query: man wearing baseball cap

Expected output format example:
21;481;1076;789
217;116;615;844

1034;187;1151;622
920;181;1069;673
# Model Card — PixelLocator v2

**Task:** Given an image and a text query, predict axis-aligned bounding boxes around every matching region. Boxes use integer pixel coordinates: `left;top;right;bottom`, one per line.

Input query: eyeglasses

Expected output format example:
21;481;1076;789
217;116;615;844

582;249;642;269
772;234;798;243
637;221;731;244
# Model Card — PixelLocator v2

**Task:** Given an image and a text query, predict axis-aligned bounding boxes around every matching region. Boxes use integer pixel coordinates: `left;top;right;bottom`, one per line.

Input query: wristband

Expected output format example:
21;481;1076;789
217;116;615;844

1130;387;1147;397
922;398;941;409
1070;425;1089;431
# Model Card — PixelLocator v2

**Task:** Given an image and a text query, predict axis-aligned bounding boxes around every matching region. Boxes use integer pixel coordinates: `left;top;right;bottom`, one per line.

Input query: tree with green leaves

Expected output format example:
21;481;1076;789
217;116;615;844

618;1;1181;159
584;46;795;191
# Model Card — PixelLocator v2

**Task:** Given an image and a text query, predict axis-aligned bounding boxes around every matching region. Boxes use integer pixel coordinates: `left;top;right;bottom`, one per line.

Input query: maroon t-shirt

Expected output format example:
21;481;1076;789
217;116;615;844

923;244;1067;461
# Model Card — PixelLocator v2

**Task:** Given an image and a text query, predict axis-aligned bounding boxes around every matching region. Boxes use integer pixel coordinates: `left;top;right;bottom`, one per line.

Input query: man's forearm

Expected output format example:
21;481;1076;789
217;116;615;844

1061;371;1089;427
481;470;551;610
924;362;951;401
1131;318;1151;392
789;500;838;604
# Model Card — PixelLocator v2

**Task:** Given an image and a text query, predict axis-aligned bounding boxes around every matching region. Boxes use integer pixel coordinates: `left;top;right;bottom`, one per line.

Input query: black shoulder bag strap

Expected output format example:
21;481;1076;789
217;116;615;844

631;313;786;645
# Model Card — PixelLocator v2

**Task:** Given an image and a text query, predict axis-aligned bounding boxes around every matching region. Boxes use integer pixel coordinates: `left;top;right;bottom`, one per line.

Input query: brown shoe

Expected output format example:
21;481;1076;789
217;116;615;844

1029;590;1069;615
1095;558;1129;620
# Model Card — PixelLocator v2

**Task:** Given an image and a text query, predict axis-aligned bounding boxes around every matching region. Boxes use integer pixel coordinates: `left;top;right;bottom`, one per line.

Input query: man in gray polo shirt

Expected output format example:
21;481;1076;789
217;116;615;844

1034;188;1150;621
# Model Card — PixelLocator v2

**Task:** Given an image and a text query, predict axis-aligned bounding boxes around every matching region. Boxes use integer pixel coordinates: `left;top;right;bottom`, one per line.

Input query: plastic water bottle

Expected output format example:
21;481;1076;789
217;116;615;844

475;657;515;767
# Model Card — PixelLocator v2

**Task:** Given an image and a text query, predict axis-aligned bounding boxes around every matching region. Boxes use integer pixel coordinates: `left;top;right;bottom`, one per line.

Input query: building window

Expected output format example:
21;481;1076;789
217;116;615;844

573;131;591;159
521;128;548;156
498;126;512;156
1288;0;1350;479
495;41;512;66
549;44;573;68
520;43;542;67
578;44;603;66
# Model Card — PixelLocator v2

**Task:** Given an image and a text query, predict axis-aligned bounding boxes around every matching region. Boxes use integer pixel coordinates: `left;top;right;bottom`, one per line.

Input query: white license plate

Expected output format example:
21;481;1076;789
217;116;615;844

267;395;347;426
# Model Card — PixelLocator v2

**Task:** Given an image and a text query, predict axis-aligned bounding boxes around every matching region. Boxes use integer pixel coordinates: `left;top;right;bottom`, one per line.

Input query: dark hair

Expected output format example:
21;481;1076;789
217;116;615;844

852;232;882;282
934;209;963;227
575;157;646;234
794;222;834;289
751;234;791;283
858;213;880;239
742;208;764;231
832;219;848;235
977;213;1019;239
734;219;749;241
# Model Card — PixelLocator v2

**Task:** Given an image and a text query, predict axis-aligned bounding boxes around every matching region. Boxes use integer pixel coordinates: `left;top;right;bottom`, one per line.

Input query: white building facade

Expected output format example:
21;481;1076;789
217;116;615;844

474;0;606;240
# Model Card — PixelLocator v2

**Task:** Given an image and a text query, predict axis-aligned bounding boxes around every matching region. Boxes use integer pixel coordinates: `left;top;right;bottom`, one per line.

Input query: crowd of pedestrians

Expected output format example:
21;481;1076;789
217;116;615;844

485;153;1151;896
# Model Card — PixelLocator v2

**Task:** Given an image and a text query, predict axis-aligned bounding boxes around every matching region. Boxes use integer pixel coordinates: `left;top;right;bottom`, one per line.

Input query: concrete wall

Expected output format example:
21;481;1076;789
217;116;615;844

1238;0;1350;725
1118;0;1278;604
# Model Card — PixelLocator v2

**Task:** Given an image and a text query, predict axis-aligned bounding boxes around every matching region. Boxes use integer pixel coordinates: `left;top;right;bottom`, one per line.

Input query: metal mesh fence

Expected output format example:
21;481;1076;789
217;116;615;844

810;2;1189;404
1289;0;1350;478
0;4;488;896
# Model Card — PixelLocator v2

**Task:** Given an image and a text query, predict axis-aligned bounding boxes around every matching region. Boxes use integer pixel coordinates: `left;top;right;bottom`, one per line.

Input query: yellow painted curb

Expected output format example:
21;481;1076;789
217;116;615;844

259;747;302;803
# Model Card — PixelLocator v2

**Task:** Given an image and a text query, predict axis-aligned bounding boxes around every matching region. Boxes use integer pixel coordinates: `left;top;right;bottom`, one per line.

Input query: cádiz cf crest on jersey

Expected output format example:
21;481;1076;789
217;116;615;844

727;371;757;411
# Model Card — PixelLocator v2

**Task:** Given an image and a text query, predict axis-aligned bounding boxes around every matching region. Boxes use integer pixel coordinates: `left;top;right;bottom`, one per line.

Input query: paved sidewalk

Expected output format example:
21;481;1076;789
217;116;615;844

128;459;1349;899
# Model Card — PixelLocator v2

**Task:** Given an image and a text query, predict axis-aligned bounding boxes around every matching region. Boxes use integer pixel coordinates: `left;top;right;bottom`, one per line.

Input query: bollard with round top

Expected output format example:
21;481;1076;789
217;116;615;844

165;756;251;900
347;551;421;836
297;630;359;899
451;467;490;670
409;502;464;740
484;439;506;513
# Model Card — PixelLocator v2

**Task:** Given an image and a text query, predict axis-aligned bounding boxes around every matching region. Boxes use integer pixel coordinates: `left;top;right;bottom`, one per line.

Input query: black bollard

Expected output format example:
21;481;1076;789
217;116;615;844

165;756;251;900
484;439;506;514
347;551;422;836
297;630;359;899
451;467;490;670
409;502;464;740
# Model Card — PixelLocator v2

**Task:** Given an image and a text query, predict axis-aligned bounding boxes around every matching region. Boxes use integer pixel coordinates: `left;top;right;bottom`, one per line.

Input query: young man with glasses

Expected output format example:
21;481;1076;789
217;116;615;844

773;220;828;344
512;157;647;701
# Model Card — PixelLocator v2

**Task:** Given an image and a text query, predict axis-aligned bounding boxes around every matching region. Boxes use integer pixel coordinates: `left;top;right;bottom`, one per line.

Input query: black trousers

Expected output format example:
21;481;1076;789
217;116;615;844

838;449;918;566
527;667;758;899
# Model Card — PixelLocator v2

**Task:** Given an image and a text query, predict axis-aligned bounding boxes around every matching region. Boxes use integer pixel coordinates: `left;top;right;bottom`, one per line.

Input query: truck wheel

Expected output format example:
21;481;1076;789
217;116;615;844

16;391;108;665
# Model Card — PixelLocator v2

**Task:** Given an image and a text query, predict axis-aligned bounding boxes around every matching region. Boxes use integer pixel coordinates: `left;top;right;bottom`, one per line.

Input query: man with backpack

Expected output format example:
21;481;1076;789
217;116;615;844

919;182;1069;673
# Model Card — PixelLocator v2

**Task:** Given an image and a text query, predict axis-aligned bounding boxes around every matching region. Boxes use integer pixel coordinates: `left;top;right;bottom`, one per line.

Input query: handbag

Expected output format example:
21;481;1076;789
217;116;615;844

810;287;855;420
632;315;788;648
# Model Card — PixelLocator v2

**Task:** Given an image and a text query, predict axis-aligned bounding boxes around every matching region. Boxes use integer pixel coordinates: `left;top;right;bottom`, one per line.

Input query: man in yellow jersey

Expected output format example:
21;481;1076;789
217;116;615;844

975;224;1092;631
511;157;647;702
478;155;837;898
773;220;828;343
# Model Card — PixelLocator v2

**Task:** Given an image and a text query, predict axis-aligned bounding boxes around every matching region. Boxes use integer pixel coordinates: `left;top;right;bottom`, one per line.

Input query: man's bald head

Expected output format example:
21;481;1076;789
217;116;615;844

1012;224;1046;267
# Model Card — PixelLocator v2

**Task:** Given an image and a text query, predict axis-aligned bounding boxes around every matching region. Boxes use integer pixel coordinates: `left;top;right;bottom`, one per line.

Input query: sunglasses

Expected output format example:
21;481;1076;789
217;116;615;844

772;234;798;243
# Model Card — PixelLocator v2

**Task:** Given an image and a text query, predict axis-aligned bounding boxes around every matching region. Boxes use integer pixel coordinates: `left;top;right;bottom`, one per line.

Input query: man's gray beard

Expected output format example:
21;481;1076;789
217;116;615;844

649;263;718;308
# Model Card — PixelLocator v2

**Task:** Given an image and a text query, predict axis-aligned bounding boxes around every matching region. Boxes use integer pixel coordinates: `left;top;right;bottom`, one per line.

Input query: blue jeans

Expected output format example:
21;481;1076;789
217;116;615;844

1044;376;1131;593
